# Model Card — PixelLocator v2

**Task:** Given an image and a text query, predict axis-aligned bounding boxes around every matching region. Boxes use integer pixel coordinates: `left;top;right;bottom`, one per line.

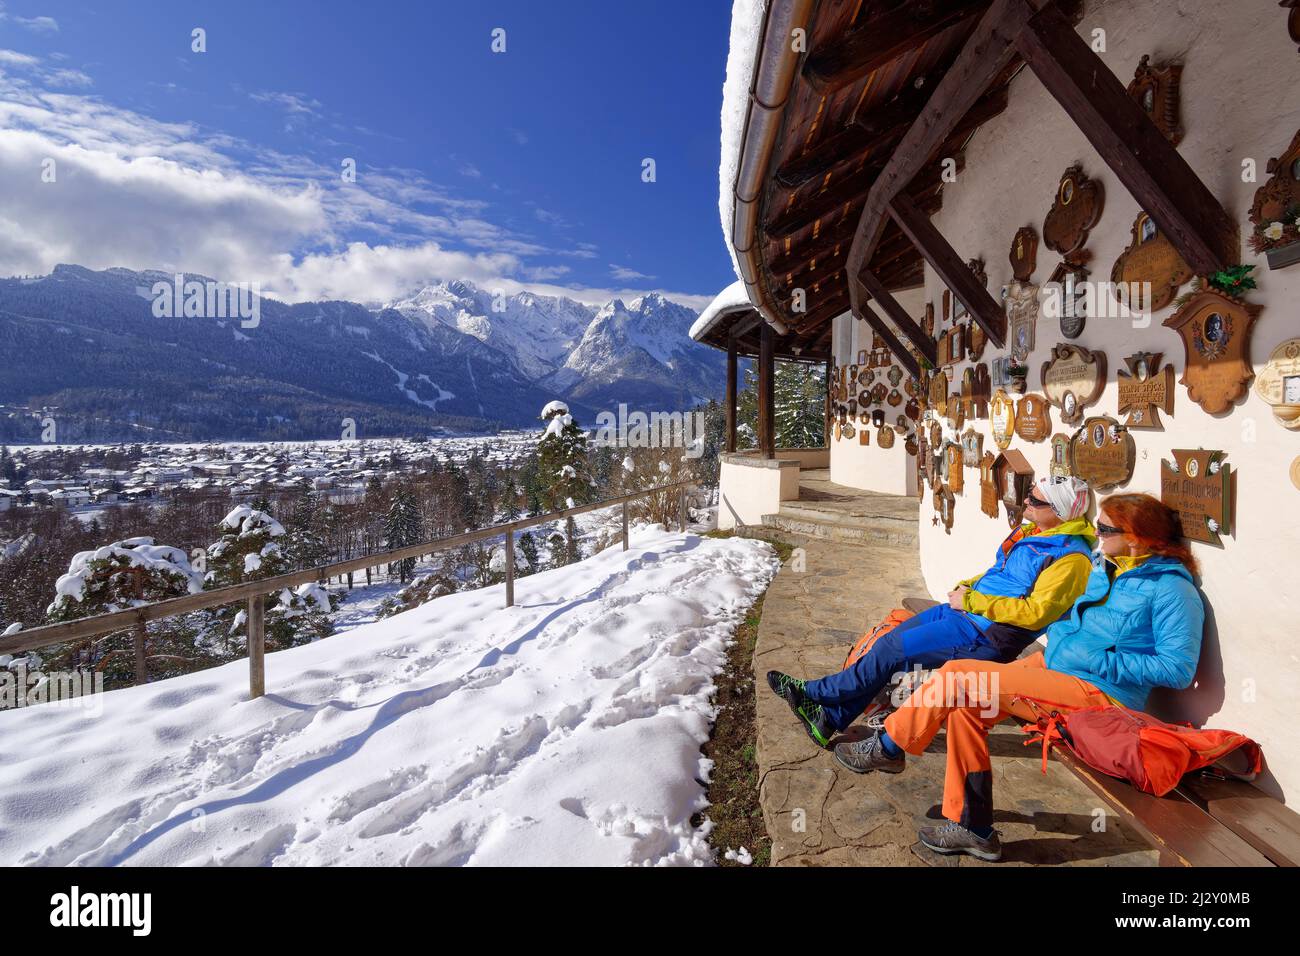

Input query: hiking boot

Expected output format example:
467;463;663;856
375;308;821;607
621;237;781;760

863;707;894;732
766;670;835;749
917;821;1002;862
832;732;905;774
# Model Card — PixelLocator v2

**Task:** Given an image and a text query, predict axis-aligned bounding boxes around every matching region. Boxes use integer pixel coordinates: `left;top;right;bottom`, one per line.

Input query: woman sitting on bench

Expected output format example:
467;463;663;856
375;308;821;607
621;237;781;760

838;492;1205;862
766;475;1095;748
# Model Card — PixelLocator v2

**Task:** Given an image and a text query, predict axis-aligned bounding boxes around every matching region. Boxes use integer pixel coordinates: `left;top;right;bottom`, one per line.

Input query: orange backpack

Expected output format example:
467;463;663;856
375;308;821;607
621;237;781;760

842;608;915;670
1022;703;1262;796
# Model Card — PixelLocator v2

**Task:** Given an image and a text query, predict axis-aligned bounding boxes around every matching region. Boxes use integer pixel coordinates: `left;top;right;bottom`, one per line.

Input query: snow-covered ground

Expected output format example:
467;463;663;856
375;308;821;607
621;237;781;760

0;527;779;866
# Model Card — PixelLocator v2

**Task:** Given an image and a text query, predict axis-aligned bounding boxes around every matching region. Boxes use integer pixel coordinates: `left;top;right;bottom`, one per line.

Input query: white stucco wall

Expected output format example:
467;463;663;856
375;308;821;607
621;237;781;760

829;288;925;495
717;454;799;530
901;0;1300;801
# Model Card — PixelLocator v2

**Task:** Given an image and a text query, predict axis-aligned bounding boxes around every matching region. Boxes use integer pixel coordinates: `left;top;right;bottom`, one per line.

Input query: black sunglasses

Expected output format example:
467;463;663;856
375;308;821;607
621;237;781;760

1096;521;1125;536
1024;492;1051;509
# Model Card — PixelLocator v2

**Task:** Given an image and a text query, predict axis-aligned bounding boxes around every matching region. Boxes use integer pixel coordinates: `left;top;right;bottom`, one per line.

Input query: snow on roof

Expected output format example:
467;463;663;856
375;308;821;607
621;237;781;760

688;278;757;342
719;0;768;284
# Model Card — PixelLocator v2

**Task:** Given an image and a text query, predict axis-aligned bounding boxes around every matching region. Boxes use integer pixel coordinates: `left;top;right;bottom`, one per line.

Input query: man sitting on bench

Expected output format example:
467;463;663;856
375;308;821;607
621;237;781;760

766;475;1095;749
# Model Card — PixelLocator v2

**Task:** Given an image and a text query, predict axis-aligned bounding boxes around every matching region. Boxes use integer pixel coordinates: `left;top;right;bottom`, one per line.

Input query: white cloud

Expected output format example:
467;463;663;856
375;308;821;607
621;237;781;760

610;264;655;281
0;64;709;311
0;49;41;67
16;15;59;34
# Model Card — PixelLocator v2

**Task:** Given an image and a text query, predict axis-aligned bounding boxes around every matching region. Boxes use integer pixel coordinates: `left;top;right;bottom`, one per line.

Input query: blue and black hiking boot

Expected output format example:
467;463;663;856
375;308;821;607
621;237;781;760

766;670;835;749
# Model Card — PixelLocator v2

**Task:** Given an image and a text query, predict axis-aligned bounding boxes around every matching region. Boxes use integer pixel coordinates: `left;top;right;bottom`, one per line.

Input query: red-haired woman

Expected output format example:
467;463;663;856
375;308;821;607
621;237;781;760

835;493;1204;861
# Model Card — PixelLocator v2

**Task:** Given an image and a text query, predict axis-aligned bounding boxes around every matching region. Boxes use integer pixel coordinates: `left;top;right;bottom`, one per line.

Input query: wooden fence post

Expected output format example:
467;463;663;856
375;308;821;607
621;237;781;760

678;486;688;533
248;594;265;699
133;618;147;686
505;529;515;608
622;500;629;551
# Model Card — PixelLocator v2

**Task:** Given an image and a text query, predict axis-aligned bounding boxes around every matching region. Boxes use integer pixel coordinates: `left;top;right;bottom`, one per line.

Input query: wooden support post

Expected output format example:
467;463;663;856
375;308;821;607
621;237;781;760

678;487;688;533
725;337;738;454
824;354;832;446
758;322;776;459
247;593;265;699
858;269;938;365
887;192;1008;347
133;618;147;687
504;529;515;608
622;500;630;551
1013;1;1237;274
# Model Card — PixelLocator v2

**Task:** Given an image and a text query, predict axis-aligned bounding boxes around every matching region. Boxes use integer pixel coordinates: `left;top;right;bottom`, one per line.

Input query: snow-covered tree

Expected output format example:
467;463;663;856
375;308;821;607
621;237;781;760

536;401;593;513
45;537;206;683
384;489;422;583
201;505;290;655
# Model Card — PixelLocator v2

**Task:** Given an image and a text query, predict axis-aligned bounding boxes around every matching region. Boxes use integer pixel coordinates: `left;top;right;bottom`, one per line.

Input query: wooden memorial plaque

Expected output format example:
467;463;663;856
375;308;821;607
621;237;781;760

1163;288;1261;414
929;421;943;449
994;449;1035;527
835;422;842;441
1042;343;1107;425
1127;54;1183;146
1006;280;1039;356
947;391;965;430
906;437;918;457
843;422;856;440
888;365;904;388
1111;211;1192;313
1117;351;1175;429
929;373;948;417
873;382;889;405
1043;163;1104;265
859;428;870;446
887;389;903;408
938;485;955;535
857;350;868;366
1253;337;1300;430
968;320;986;361
991;389;1016;450
858;367;873;386
961;428;984;468
971;363;991;419
905;398;921;422
924;302;935;337
1010;226;1038;282
1015;393;1052;442
1248;128;1300;266
860;412;872;426
980;451;999;519
942;289;951;323
947;443;965;495
1069;415;1136;491
1161;450;1232;545
877;425;896;449
1049;433;1071;479
1292;455;1300;492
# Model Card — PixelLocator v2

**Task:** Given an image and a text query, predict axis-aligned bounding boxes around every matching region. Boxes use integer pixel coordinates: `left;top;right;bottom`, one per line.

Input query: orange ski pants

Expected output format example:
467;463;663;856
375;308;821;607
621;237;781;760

883;652;1112;830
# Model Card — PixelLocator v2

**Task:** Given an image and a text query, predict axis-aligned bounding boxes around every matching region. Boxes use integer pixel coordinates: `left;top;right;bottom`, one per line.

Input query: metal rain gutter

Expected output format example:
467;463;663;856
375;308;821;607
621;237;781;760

729;0;816;338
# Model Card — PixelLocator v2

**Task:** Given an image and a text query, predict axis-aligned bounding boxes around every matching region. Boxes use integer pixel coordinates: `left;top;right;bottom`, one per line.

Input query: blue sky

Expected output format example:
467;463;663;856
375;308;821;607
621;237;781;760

0;0;736;308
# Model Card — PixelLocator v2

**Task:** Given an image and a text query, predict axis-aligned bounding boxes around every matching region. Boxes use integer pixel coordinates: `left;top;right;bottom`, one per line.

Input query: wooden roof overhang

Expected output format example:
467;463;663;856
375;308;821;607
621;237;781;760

694;305;830;362
734;0;1031;372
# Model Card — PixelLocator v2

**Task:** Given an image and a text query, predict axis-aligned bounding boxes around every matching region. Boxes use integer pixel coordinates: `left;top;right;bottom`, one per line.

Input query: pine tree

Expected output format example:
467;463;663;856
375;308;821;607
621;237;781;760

518;530;540;574
201;505;289;655
536;401;592;512
384;489;422;582
773;362;827;447
285;484;328;570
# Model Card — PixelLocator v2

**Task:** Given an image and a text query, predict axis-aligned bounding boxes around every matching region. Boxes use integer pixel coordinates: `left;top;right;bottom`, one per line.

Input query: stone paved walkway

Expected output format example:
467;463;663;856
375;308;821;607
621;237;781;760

753;533;1158;866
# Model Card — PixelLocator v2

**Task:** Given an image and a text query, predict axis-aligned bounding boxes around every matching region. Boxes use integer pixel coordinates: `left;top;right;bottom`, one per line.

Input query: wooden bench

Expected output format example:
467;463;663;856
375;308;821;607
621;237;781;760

898;596;1300;867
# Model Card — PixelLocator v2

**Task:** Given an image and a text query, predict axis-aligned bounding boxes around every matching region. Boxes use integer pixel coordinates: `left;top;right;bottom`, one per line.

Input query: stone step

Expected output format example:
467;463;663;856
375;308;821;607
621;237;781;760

756;509;918;547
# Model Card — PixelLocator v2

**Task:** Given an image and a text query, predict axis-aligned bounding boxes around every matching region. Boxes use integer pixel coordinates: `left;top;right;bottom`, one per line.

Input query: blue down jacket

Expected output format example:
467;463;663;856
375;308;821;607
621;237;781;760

1043;555;1204;711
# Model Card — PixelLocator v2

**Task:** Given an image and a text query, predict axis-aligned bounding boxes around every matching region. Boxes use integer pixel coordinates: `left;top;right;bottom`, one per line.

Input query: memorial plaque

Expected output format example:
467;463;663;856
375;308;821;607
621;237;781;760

835;422;842;441
1163;289;1261;414
1253;337;1300;430
1042;343;1107;425
1127;54;1183;146
947;391;965;430
1069;415;1136;491
1015;393;1052;442
858;367;873;386
971;363;991;419
877;425;896;449
1043;163;1104;264
888;365;904;388
1111;211;1192;313
1291;455;1300;492
942;289;951;322
1055;265;1090;339
929;373;948;417
1117;351;1175;429
859;428;870;446
843;422;856;440
993;449;1034;527
929;421;943;448
1161;449;1232;545
1049;433;1071;479
857;350;868;366
939;485;956;535
968;320;986;361
1006;280;1039;357
1248;128;1300;265
924;302;935;337
980;451;1000;519
873;382;889;405
947;443;965;495
990;388;1016;450
905;398;921;422
1010;226;1039;282
887;388;903;407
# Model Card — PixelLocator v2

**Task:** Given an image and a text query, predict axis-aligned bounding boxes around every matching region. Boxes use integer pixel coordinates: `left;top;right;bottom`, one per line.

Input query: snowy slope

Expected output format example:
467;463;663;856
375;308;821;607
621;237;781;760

0;527;780;867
